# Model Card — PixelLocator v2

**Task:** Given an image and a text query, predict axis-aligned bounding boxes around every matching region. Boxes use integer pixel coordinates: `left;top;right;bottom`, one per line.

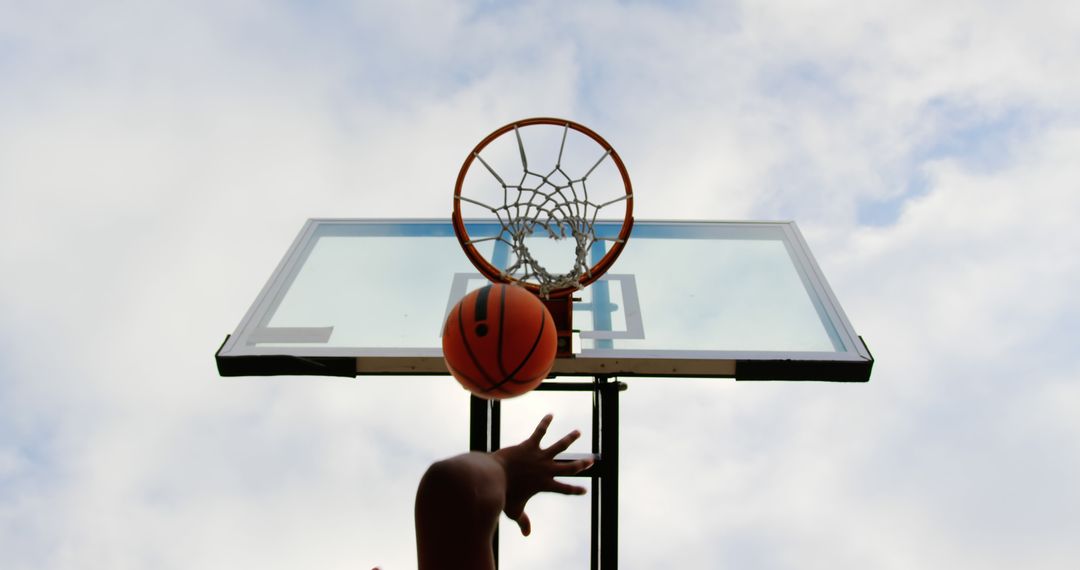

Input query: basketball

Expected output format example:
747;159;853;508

442;283;557;399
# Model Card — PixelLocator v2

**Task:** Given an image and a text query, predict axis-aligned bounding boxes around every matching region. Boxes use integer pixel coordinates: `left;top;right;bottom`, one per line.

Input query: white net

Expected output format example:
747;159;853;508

456;122;632;297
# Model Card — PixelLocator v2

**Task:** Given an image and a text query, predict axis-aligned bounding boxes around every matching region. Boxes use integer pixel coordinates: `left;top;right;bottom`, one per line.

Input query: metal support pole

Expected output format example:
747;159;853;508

591;382;601;570
469;379;624;569
597;376;621;570
469;395;501;564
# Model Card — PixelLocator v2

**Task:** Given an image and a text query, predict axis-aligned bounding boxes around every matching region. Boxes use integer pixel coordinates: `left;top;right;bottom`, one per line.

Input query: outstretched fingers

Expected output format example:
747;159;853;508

553;457;593;476
527;414;554;446
544;429;581;457
547;480;588;495
514;511;532;536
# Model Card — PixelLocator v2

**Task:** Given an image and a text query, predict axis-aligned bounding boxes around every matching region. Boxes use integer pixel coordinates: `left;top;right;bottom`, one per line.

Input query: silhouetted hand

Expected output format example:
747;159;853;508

493;414;593;536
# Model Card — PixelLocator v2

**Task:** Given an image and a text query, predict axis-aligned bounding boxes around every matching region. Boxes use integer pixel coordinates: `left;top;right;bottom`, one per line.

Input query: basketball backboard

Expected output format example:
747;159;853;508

215;218;872;381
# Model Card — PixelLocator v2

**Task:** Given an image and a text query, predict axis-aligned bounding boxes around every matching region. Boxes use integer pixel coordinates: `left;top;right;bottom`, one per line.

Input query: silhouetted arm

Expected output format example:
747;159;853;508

414;415;592;569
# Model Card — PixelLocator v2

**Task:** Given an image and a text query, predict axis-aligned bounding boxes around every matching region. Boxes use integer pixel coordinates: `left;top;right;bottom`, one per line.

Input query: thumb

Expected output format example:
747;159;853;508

515;511;532;536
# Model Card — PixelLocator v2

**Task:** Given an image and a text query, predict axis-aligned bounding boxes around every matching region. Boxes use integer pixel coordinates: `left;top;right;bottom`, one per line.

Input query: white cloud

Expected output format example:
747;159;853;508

2;0;1080;568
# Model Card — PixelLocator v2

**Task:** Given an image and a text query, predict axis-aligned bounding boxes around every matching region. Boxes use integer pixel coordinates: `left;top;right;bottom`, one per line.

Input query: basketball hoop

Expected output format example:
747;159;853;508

452;118;634;300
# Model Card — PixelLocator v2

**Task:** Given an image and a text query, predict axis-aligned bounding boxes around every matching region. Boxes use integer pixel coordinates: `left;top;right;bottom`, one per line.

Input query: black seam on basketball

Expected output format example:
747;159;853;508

488;304;548;391
496;285;508;378
447;362;481;388
480;382;515;396
456;300;497;387
509;307;549;381
447;361;501;396
475;284;491;323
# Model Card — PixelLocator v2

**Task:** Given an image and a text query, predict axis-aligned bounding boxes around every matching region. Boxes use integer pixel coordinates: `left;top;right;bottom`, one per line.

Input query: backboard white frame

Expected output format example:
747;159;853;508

216;219;873;381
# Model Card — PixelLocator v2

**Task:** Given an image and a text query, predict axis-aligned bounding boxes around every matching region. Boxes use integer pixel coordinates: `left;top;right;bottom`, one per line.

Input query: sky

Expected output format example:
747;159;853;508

2;0;1080;568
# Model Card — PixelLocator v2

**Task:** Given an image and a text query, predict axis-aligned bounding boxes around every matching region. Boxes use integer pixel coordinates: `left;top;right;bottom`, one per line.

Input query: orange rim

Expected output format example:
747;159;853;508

452;117;634;298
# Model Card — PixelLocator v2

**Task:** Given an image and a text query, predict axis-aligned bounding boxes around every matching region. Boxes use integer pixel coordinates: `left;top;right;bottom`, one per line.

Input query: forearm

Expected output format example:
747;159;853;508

413;415;589;567
415;453;507;570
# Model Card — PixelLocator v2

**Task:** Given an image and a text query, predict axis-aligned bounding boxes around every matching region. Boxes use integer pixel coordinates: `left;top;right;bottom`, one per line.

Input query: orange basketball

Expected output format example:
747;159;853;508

442;283;557;399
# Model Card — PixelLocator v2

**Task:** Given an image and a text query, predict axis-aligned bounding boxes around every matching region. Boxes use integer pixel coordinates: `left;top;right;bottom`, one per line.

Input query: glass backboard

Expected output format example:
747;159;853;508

216;219;872;381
